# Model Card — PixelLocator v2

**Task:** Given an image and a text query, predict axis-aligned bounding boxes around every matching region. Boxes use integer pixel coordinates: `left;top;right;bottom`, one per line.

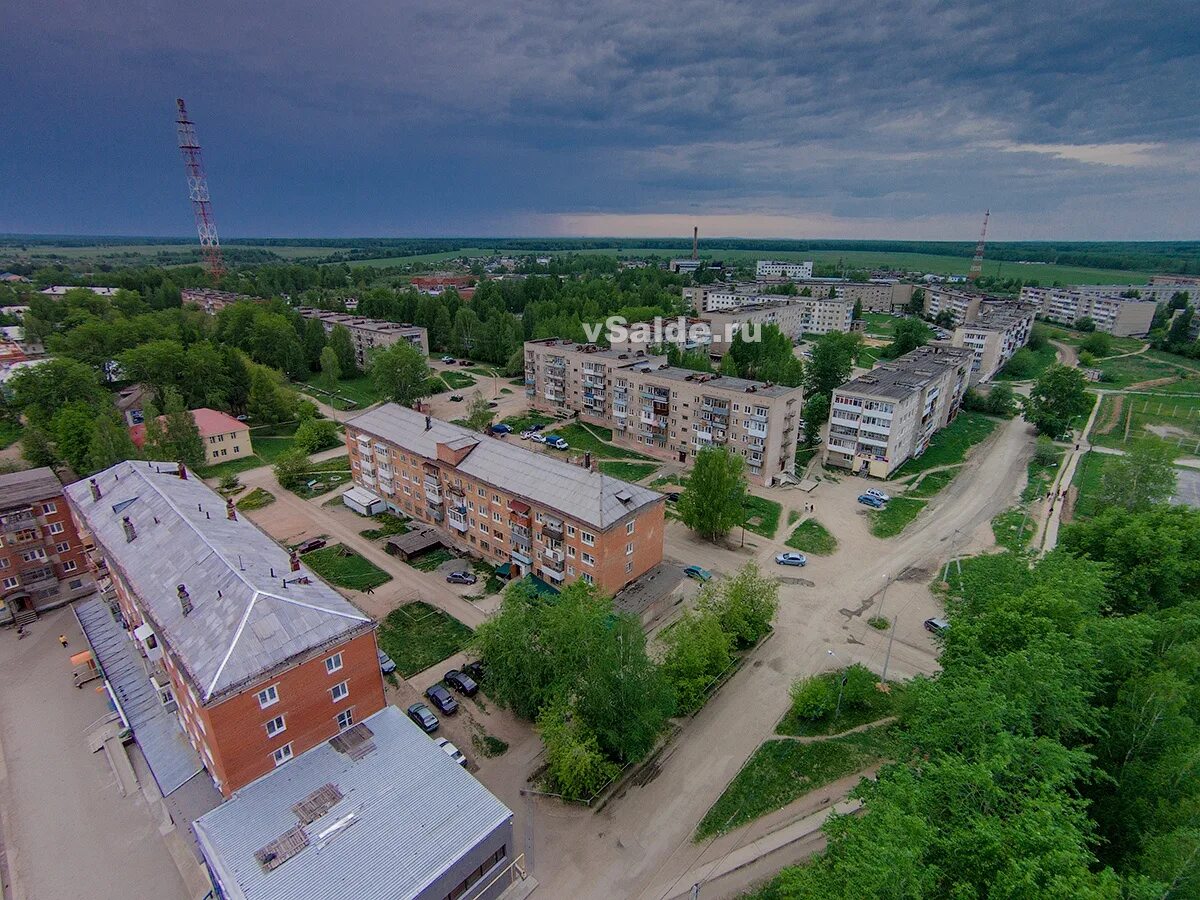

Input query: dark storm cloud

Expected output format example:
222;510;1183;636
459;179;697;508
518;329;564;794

2;0;1197;237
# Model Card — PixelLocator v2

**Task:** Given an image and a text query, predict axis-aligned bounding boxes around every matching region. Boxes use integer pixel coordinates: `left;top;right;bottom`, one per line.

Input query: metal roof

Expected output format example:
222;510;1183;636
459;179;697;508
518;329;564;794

65;461;374;704
192;707;513;900
0;466;62;510
347;405;663;530
837;345;974;401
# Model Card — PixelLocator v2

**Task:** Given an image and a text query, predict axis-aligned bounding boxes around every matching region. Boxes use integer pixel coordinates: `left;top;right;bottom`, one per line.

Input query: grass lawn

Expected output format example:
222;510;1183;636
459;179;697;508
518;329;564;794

869;497;927;538
695;725;897;840
501;411;556;432
786;520;837;555
359;513;411;540
861;312;903;337
0;420;21;450
253;436;301;464
301;544;392;590
438;371;477;391
1070;450;1123;520
199;454;267;480
300;375;382;410
795;446;820;471
598;461;660;481
890;412;999;479
1038;324;1146;356
543;423;653;461
905;467;959;499
466;366;500;377
776;673;901;737
235;487;275;511
377;601;474;677
283;455;353;499
408;547;457;572
1098;353;1196;390
992;506;1033;552
995;342;1059;382
1091;393;1200;453
743;495;783;539
1022;449;1064;502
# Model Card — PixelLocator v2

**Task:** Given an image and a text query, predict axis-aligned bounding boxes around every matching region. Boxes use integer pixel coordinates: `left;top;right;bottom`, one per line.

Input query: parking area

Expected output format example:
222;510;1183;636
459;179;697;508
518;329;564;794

1172;466;1200;508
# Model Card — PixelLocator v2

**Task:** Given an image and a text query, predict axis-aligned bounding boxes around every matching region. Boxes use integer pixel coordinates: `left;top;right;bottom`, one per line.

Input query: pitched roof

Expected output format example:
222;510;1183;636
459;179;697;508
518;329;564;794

347;405;662;530
130;407;246;448
65;461;373;703
0;466;62;509
192;706;512;900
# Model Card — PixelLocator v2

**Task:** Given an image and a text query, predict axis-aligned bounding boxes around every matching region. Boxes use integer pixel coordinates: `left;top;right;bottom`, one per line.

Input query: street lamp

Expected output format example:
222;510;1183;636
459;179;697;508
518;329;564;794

827;649;845;718
877;573;890;620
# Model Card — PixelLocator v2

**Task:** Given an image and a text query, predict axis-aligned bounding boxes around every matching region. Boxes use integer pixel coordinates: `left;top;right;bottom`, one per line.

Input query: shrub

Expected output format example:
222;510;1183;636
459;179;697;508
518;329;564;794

294;418;340;453
789;674;837;721
1033;435;1059;467
1080;332;1112;357
840;664;879;711
538;698;620;801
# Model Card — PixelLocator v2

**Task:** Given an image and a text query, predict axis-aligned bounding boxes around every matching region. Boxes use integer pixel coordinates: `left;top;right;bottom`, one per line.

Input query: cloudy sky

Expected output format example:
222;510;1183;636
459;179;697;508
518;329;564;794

3;0;1197;240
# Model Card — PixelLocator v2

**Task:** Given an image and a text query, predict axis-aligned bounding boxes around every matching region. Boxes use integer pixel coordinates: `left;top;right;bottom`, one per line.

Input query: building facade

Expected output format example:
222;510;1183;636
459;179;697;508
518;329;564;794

922;287;983;326
298;309;430;369
949;302;1035;384
181;288;261;315
756;260;813;280
65;462;386;797
343;405;665;594
0;468;94;626
703;297;854;348
823;345;974;478
1019;287;1158;336
524;340;666;424
131;407;254;465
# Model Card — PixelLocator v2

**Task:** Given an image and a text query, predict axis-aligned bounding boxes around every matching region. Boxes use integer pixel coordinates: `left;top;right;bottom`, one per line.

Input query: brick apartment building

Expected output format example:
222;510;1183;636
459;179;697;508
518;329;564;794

65;461;385;796
343;405;665;594
823;345;974;478
525;339;804;485
685;280;914;316
0;468;94;626
298;309;430;369
703;298;854;350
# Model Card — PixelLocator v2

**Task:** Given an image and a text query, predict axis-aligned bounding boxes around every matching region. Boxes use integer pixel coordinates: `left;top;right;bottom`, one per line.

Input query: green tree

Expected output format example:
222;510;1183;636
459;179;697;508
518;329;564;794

318;345;341;392
247;366;297;424
303;318;327;371
117;339;187;405
273;446;311;489
21;426;59;469
1094;441;1179;514
698;562;779;648
1080;332;1113;357
536;698;620;801
328;324;359;377
805;332;858;400
464;390;495;432
852;299;863;320
293;418;340;454
161;388;205;469
369;341;432;407
803;393;829;448
1075;316;1096;332
9;358;106;426
659;608;734;713
718;353;739;375
48;402;97;473
1165;307;1194;348
88;408;138;472
905;288;925;316
677;447;747;541
885;319;932;358
1023;364;1092;437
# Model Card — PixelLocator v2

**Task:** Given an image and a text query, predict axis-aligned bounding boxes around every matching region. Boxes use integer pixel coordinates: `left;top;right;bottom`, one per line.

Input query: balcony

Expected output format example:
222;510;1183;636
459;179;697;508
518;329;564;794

448;511;469;533
510;544;532;566
542;547;564;564
540;564;565;583
542;518;564;540
424;482;443;504
747;422;769;438
1;510;36;533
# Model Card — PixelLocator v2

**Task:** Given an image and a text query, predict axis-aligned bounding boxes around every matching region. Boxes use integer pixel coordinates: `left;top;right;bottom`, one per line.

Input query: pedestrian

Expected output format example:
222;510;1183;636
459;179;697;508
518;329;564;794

365;586;375;595
16;625;25;639
58;634;68;648
1075;442;1080;451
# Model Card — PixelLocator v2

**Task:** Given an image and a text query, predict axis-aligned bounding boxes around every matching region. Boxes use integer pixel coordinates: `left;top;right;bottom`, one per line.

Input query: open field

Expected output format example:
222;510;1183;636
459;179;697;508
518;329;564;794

542;423;654;460
299;374;383;410
597;460;660;481
377;601;474;677
1098;353;1198;390
6;242;348;261
301;543;392;590
1091;393;1200;453
890;412;999;478
1070;450;1121;519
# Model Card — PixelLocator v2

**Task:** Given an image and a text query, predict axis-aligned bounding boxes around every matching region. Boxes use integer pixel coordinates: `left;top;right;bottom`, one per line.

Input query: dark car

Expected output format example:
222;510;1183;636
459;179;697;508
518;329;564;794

457;359;471;366
665;491;681;503
425;684;459;714
924;617;950;635
296;537;326;554
446;571;478;585
377;648;397;675
444;669;479;697
406;702;439;733
461;660;486;683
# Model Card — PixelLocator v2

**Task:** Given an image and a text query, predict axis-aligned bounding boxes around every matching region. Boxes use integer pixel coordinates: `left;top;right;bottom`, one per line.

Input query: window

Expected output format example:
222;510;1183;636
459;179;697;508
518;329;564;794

48;522;64;535
2;576;18;590
492;511;502;522
257;684;279;708
265;715;286;737
20;549;45;563
567;546;575;558
581;552;594;567
325;652;343;674
0;559;7;569
626;542;634;556
336;708;354;730
63;560;77;572
567;525;576;537
626;521;635;535
331;681;349;702
580;531;595;546
492;493;501;504
625;560;634;574
233;446;240;453
581;573;594;585
55;541;69;553
41;502;56;514
272;743;293;766
479;523;489;535
478;487;486;497
69;578;83;589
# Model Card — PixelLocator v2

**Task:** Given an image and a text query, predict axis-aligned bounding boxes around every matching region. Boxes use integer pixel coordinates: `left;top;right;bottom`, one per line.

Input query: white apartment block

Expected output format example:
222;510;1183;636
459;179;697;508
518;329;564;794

704;298;854;353
922;287;983;326
524;340;803;485
608;317;714;358
298;309;430;368
823;345;974;478
1069;281;1195;305
756;260;813;280
1019;287;1157;336
951;302;1035;384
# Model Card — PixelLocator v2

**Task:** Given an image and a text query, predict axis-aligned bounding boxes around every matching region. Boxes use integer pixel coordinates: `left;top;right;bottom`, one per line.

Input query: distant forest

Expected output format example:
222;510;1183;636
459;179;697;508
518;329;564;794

3;235;1199;275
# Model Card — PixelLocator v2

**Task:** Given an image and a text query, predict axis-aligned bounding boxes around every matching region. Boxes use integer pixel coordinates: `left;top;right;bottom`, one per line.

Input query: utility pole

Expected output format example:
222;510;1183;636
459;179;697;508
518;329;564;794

877;573;891;619
880;615;899;683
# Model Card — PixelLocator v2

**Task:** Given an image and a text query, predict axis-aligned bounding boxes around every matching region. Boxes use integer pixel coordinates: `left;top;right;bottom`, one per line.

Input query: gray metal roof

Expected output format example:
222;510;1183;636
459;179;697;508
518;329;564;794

633;366;801;399
65;462;374;704
192;706;513;900
0;466;62;510
838;345;974;400
347;405;663;530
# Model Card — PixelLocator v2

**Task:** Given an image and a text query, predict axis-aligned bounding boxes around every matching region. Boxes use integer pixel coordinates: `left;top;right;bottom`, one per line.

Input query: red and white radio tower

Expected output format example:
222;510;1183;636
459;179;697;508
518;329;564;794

967;209;989;282
175;98;225;278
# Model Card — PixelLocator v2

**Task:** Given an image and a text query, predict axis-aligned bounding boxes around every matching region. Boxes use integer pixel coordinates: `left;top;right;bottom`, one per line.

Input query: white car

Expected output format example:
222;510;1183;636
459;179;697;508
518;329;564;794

436;737;468;767
775;552;807;567
864;488;891;503
440;355;456;364
530;434;547;444
520;430;535;440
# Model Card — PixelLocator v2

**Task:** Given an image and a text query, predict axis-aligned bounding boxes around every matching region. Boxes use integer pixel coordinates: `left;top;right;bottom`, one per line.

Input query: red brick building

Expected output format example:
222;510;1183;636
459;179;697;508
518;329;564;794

66;461;386;796
0;467;94;626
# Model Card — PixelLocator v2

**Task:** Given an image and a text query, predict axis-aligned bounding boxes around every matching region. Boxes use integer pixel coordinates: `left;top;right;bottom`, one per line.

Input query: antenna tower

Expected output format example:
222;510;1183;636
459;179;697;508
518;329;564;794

175;98;225;278
967;209;989;281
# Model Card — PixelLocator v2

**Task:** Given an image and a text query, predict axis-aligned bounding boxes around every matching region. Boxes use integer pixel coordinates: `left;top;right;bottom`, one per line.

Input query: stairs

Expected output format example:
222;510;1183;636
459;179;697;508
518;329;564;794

12;607;38;627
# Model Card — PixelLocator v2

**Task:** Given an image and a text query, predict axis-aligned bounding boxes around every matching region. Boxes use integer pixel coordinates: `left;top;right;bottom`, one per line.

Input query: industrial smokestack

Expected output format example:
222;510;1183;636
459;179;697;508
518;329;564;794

692;226;698;260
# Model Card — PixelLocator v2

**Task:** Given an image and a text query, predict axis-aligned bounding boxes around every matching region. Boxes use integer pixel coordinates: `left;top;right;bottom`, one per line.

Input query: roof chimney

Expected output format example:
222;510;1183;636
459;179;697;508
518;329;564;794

89;478;101;501
425;415;432;431
121;516;136;543
177;462;187;480
290;551;301;572
177;584;192;616
226;499;237;521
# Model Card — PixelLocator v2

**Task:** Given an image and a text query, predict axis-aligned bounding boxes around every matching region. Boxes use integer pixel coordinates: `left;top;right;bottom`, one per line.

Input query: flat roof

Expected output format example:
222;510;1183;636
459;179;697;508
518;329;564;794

347;405;663;530
65;461;374;703
193;707;512;900
0;466;62;509
526;339;658;362
632;366;802;399
836;346;973;401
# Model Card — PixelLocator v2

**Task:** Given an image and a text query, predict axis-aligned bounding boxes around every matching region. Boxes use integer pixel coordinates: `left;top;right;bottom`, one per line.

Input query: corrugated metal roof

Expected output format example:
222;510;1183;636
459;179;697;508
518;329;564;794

65;462;374;704
0;466;62;509
192;707;512;900
347;404;662;530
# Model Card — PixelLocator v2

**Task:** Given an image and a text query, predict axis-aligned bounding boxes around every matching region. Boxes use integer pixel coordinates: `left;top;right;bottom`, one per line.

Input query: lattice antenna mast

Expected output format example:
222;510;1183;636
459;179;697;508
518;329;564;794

175;98;225;278
968;209;989;281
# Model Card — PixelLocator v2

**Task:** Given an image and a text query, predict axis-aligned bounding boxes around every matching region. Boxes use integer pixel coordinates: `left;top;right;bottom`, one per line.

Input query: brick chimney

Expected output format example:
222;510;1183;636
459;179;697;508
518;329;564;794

177;584;192;616
121;516;137;543
177;462;187;480
290;551;301;572
226;499;237;521
89;478;101;501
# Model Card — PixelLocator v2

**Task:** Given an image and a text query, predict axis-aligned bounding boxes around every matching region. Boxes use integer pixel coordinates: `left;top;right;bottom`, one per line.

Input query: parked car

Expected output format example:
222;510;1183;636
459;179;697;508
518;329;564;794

449;394;464;402
461;660;485;682
546;437;569;450
490;423;512;434
440;355;456;364
924;617;950;635
457;359;471;366
683;565;712;582
235;414;249;421
665;491;681;503
435;737;468;767
377;649;397;675
863;488;891;503
529;423;545;431
530;434;547;444
406;702;439;733
446;570;478;585
444;669;479;697
296;537;326;554
424;684;459;714
775;552;807;567
857;494;886;508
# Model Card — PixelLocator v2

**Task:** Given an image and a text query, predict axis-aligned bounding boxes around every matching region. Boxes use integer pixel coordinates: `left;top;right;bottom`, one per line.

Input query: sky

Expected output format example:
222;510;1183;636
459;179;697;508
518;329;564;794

2;0;1198;241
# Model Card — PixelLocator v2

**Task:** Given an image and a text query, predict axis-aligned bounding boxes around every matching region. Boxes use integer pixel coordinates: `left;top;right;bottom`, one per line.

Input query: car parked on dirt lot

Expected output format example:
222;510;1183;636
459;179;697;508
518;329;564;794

436;737;468;767
863;488;891;503
444;669;479;697
490;423;511;434
924;617;950;635
546;437;569;450
424;684;459;714
462;660;485;682
665;491;681;503
440;355;456;364
683;565;712;582
446;570;477;585
775;552;807;567
449;394;464;402
296;538;326;554
857;494;886;508
377;649;396;674
530;434;547;444
406;702;439;733
520;430;535;440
